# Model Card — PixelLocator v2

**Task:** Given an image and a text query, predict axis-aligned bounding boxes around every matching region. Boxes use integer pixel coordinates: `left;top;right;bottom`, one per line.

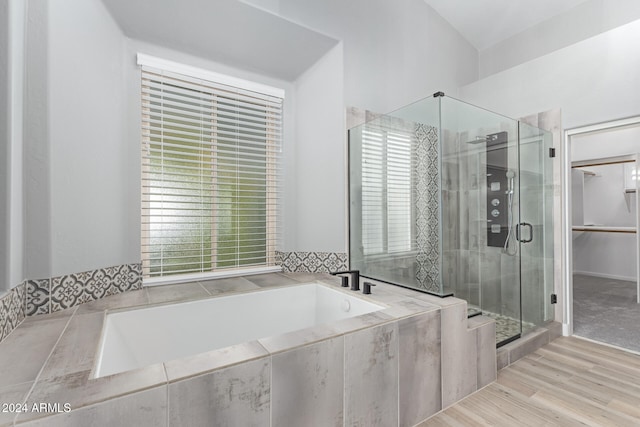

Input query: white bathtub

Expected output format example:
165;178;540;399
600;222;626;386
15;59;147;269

94;282;384;378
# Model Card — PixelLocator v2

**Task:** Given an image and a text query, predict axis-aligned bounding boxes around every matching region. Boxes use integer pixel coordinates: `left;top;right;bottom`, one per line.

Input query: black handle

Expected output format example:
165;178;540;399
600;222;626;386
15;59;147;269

340;276;349;288
516;222;533;243
363;282;376;295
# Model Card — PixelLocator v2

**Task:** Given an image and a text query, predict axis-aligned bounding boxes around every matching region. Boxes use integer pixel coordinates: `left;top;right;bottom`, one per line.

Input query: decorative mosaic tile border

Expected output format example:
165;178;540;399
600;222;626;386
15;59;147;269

25;263;143;316
414;123;441;293
0;282;26;343
276;251;348;273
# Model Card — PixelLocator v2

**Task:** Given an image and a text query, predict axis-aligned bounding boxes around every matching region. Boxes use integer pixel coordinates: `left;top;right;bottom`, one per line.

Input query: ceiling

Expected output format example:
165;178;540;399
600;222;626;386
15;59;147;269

100;0;338;81
423;0;591;50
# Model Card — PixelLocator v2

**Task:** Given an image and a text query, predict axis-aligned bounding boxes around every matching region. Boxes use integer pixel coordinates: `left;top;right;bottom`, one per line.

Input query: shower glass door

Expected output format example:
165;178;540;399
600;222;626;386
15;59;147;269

518;122;555;333
439;96;523;343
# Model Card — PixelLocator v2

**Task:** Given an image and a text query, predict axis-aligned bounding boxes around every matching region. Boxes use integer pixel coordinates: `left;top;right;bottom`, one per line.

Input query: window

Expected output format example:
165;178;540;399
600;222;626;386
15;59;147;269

361;126;414;256
140;57;282;280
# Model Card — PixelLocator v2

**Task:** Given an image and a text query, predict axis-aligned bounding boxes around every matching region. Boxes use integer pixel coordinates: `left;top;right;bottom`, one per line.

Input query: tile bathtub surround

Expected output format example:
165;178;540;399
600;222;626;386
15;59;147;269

0;282;26;344
345;322;399;426
169;357;271;426
275;250;348;273
398;310;441;427
25;263;142;316
1;273;498;426
271;337;344;426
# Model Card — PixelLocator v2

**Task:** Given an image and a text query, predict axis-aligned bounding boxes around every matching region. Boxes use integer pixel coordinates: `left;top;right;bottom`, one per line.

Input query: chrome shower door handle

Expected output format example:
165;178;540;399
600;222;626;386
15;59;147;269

516;222;533;243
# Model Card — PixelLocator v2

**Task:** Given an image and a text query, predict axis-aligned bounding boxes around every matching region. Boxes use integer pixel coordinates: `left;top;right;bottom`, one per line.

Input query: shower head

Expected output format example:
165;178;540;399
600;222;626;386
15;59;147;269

506;170;515;179
465;136;487;144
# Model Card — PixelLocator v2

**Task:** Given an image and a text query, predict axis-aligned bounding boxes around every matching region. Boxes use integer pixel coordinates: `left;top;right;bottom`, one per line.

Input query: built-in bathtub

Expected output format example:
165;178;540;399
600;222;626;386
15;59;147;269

94;282;384;377
6;274;496;426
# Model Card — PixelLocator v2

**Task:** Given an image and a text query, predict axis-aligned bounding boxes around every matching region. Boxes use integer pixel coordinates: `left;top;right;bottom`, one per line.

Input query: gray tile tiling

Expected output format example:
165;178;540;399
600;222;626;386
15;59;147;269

441;302;477;408
474;318;497;389
398;311;442;427
258;323;340;355
280;271;331;283
381;298;438;319
508;327;550;364
244;272;301;288
197;276;260;295
0;313;71;388
168;356;271;427
165;340;269;382
345;321;399;427
24;364;167;421
38;312;104;380
74;288;149;315
496;347;510;371
0;381;33;427
17;386;168;427
272;337;344;427
329;311;394;335
145;281;209;305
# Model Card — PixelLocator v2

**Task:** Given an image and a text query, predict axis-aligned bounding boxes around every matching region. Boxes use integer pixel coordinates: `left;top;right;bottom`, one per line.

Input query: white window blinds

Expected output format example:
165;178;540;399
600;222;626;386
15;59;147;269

141;65;282;279
361;127;414;256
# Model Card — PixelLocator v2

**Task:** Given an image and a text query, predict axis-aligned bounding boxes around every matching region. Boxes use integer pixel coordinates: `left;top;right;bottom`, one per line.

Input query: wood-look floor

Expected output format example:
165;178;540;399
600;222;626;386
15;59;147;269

419;336;640;427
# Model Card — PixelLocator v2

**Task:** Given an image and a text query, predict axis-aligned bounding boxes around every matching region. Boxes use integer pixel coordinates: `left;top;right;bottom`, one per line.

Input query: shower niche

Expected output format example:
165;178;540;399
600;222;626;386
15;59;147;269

348;93;555;345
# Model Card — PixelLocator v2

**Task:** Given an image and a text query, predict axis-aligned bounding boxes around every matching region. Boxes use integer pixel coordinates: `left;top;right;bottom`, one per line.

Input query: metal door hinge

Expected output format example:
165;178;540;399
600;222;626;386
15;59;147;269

550;293;558;304
549;147;556;158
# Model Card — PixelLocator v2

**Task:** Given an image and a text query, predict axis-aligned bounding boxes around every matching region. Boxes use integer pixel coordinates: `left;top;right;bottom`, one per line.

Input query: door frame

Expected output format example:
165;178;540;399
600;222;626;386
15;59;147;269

562;116;640;336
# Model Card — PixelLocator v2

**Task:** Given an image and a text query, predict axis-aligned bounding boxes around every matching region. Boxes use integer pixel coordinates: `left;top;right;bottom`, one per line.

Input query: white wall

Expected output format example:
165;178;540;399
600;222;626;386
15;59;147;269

24;0;51;279
0;0;9;291
460;19;640;131
571;125;640;162
580;164;636;227
289;44;345;252
479;0;640;79
276;0;478;114
44;0;129;277
573;232;636;281
7;0;25;288
571;127;640;281
0;0;26;291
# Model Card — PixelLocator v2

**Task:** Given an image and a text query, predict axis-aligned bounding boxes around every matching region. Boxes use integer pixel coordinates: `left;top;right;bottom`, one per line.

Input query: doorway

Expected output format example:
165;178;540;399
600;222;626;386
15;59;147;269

564;117;640;352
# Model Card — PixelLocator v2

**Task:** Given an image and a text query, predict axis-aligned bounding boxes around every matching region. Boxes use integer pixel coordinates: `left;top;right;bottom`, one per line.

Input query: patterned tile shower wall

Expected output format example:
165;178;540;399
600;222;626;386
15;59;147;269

276;251;348;273
25;263;142;316
414;123;441;293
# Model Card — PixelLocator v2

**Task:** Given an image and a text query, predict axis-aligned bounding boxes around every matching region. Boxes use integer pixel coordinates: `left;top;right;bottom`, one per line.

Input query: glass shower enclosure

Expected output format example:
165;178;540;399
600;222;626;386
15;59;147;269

348;93;554;345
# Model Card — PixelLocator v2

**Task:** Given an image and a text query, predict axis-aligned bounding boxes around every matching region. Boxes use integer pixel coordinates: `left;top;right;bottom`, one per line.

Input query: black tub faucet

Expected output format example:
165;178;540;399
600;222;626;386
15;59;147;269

330;270;360;291
362;282;376;295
